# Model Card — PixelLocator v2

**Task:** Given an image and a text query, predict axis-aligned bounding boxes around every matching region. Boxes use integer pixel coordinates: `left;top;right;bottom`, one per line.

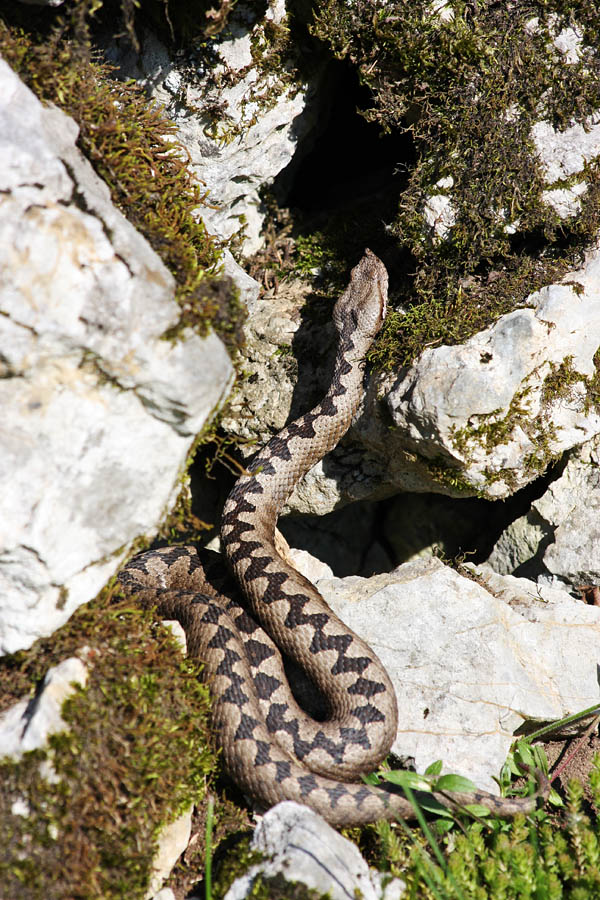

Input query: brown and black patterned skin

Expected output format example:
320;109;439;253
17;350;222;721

119;250;548;825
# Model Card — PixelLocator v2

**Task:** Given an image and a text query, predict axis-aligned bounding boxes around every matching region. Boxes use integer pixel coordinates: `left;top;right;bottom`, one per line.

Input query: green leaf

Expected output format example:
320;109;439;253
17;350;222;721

515;741;535;768
435;774;478;793
425;759;443;777
382;770;433;792
362;772;381;786
463;803;493;817
505;755;524;777
415;795;457;819
532;745;549;774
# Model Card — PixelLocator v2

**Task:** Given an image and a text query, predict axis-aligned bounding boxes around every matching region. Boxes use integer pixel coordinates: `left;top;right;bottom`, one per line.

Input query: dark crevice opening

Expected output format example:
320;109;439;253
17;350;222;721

282;63;412;214
277;457;567;579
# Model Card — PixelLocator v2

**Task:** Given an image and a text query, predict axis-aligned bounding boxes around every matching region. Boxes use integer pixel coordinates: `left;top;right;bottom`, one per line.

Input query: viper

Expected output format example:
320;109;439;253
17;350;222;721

119;250;547;825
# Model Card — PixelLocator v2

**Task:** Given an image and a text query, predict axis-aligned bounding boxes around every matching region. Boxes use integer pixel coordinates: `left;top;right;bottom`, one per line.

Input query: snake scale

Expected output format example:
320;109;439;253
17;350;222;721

119;250;547;826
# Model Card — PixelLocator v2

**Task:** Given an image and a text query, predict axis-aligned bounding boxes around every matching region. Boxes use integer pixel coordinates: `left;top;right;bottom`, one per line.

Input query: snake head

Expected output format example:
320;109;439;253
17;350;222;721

332;249;388;351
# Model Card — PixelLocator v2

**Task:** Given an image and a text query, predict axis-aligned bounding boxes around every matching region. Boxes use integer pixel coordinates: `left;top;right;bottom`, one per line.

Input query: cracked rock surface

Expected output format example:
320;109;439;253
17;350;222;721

224;801;404;900
488;433;600;590
0;58;233;654
108;0;322;255
288;549;600;794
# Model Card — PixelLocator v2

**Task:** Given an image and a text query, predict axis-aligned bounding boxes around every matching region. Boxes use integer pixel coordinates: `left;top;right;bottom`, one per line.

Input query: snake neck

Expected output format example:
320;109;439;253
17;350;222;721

222;327;368;543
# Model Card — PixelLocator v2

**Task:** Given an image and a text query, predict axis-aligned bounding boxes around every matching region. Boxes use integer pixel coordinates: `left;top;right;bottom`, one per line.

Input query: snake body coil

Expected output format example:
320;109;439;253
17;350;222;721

119;250;546;825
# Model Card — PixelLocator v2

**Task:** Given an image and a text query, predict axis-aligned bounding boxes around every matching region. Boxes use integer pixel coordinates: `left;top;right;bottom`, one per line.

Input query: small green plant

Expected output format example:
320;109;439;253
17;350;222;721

205;795;215;900
358;704;600;899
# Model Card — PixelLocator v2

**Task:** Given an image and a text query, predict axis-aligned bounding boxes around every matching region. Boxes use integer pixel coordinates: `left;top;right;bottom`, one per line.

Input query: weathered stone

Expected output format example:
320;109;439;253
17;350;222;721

384;247;600;499
487;508;551;578
108;1;322;254
296;554;600;792
0;59;234;654
488;435;600;589
0;656;88;759
221;248;260;314
219;280;314;449
146;812;192;900
224;802;405;900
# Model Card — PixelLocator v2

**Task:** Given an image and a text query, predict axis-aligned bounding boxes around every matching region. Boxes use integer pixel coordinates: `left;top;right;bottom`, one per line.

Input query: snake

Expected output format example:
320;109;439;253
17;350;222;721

119;249;548;826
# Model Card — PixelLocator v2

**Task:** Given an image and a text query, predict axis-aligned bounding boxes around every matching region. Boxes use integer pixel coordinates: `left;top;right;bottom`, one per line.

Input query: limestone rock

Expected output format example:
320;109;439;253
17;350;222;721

146;812;192;900
0;656;88;760
307;555;600;792
487;509;551;578
224;802;405;900
109;1;322;254
221;248;260;315
487;435;600;589
384;247;600;500
0;59;234;654
219;280;315;449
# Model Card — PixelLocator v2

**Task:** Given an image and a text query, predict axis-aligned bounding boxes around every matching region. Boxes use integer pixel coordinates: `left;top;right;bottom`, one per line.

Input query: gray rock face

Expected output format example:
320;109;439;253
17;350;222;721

0;655;88;760
288;549;600;793
384;248;600;499
110;1;321;254
0;59;234;654
224;802;404;900
488;434;600;589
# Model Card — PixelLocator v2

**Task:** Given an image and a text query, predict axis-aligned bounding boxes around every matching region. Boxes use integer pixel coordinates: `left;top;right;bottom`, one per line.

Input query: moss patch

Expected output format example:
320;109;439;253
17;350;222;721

542;351;600;414
0;584;216;900
310;1;600;370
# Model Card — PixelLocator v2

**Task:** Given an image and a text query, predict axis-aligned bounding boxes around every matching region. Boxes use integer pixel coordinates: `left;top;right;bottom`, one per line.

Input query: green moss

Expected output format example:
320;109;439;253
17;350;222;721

542;351;600;415
209;834;260;899
542;355;584;405
0;584;216;899
451;389;534;456
425;456;483;496
247;874;333;899
311;2;600;371
0;18;245;359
